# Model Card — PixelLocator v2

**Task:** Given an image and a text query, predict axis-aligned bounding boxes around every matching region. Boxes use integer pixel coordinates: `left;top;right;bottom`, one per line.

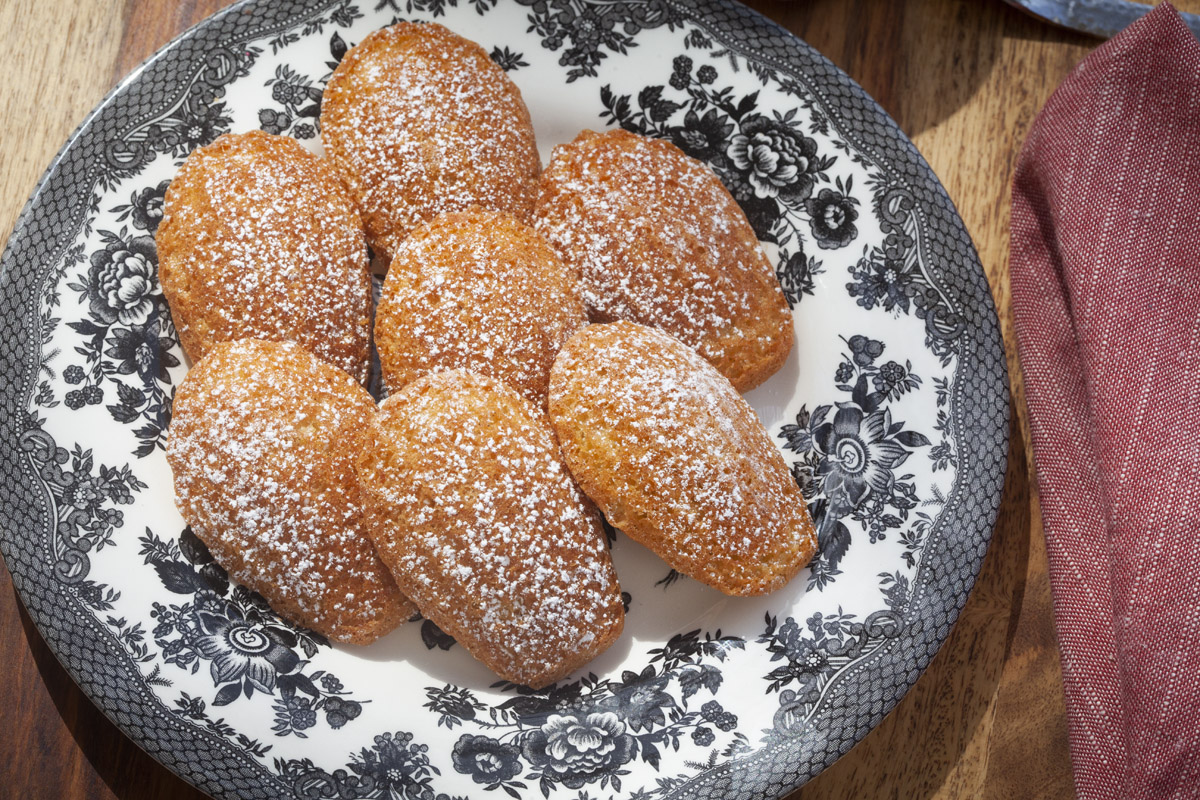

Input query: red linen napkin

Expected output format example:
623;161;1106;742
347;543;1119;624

1010;4;1200;798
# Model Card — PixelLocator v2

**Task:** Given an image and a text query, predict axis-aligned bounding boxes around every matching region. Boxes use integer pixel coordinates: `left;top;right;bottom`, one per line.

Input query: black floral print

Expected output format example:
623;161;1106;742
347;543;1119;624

64;228;178;457
806;185;859;249
523;711;637;789
86;235;158;326
274;695;318;733
670;54;692;89
759;592;902;724
420;619;457;651
63;227;178;460
452;734;522;784
669;108;733;163
258;108;289;135
873;359;921;398
777;243;825;306
781;336;931;589
424;684;483;728
848;333;884;366
111;180;170;233
489;45;528;71
726;113;820;203
424;629;748;796
350;731;441;798
603;667;674;732
173;691;272;759
104;317;178;384
812;405;912;509
259;65;323;139
699;699;738;731
323;696;364;729
20;421;144;659
140;529;360;738
275;729;453;800
517;0;682;82
848;183;967;363
194;610;299;693
177;112;223;150
848;249;918;314
91;32;248;189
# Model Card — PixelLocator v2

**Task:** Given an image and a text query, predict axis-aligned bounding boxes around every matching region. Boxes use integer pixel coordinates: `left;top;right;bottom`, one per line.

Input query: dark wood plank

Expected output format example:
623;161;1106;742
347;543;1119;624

18;0;1193;797
113;0;236;81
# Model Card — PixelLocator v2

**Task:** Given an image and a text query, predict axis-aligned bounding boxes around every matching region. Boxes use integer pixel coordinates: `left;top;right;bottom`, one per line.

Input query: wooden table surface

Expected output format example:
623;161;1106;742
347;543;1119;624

4;0;1189;797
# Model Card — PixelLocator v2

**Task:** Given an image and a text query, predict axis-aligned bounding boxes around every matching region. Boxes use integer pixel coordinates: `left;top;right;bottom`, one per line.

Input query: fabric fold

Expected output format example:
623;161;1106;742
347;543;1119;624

1010;3;1200;798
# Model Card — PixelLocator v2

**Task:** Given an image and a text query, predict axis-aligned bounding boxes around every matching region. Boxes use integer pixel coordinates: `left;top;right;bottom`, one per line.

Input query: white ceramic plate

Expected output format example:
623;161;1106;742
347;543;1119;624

0;1;1007;798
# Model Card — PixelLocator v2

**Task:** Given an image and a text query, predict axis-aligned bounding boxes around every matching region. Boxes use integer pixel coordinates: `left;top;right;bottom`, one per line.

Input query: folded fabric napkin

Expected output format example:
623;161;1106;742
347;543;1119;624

1010;4;1200;798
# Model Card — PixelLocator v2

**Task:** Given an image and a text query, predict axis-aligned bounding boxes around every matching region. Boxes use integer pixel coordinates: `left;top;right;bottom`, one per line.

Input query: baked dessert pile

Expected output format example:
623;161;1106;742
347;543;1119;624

160;21;814;688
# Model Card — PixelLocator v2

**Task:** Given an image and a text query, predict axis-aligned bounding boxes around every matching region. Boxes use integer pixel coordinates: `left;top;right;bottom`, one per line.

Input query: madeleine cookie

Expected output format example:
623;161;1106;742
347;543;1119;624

321;23;540;263
167;339;413;644
357;370;624;688
534;128;793;392
548;321;816;596
375;207;587;406
157;131;372;383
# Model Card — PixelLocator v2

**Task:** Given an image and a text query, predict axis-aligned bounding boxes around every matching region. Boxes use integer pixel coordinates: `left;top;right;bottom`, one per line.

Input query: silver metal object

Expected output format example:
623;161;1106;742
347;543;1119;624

1004;0;1200;39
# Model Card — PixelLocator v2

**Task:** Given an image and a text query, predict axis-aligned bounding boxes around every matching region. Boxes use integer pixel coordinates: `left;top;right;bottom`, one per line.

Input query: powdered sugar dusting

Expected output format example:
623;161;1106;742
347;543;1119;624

157;131;372;384
167;339;411;643
534;128;792;391
375;207;586;406
359;370;622;687
548;322;815;595
321;23;540;263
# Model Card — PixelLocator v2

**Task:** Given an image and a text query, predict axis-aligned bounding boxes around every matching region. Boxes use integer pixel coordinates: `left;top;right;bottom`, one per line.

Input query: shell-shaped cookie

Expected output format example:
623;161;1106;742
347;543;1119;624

534;128;793;392
357;370;624;688
157;131;372;384
321;22;541;263
167;339;413;644
375;207;587;406
547;321;816;596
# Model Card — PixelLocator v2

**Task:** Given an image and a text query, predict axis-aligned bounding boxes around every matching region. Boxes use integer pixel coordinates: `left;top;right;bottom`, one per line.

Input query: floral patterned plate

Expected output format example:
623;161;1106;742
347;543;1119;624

0;1;1008;798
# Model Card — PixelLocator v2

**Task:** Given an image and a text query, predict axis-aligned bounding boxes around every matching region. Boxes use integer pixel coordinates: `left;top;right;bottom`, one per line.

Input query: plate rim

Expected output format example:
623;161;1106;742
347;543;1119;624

0;0;1010;798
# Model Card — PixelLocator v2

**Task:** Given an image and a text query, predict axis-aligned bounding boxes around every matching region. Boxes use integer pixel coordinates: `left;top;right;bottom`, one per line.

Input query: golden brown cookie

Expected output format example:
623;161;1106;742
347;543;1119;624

374;207;587;406
547;321;816;596
357;370;624;688
166;339;413;644
534;128;793;392
157;130;372;384
320;22;541;264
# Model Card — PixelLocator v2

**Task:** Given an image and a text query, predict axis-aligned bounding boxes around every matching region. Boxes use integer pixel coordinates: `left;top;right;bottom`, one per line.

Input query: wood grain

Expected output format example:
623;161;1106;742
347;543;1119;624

6;0;1189;798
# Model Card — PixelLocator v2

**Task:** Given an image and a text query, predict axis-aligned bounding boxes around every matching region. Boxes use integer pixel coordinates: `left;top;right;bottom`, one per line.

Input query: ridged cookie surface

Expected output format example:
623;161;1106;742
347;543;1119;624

157;131;372;383
357;370;624;688
375;207;587;406
321;23;540;263
534;128;793;392
167;339;413;644
548;321;816;596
